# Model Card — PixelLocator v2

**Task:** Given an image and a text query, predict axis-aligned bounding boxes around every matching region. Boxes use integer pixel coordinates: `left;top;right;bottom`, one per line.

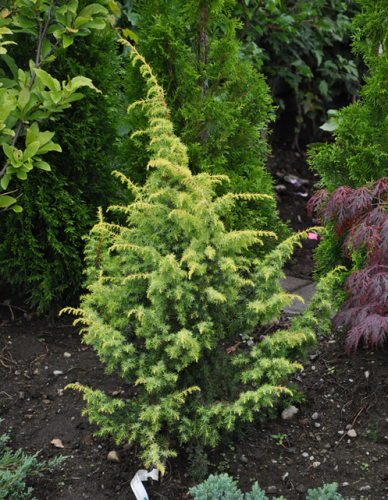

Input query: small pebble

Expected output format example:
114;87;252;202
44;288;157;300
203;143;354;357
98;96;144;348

347;429;357;438
342;482;350;487
267;486;277;494
53;370;63;376
312;462;321;468
302;452;309;458
247;340;254;347
314;423;321;428
338;430;344;435
311;412;319;420
63;352;71;358
240;455;249;464
346;424;352;430
359;485;371;492
281;406;299;421
107;451;120;463
311;365;316;371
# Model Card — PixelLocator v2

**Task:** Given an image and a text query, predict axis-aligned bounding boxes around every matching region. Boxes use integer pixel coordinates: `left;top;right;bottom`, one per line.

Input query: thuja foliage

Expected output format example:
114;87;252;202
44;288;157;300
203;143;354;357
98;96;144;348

307;0;388;348
121;0;287;243
308;179;388;352
309;0;388;192
235;0;359;147
63;44;340;472
0;420;66;500
0;2;125;313
190;474;346;500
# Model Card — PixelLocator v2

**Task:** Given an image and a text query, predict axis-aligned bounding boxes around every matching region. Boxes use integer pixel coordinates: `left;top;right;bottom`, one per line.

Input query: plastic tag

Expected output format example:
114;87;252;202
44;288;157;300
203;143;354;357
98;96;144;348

130;468;159;500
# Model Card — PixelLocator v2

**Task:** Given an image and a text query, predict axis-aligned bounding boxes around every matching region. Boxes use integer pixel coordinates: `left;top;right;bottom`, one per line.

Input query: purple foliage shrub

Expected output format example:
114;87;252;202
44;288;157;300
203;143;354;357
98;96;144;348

308;178;388;352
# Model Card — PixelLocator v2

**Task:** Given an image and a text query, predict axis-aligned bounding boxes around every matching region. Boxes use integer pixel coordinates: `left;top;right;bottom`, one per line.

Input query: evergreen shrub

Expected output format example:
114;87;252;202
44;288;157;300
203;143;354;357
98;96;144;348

0;419;66;500
0;4;125;314
120;0;288;244
190;474;346;500
63;44;340;472
308;0;388;330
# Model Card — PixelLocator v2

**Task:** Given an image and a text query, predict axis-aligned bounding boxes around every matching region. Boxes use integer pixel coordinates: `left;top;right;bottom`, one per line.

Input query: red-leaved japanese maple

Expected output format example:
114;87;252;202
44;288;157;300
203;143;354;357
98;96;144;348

308;178;388;352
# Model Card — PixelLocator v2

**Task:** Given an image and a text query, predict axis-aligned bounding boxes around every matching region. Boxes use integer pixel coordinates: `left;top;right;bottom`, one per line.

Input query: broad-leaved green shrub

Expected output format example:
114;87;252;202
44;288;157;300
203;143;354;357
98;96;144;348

63;44;340;472
120;0;288;245
235;0;360;147
190;474;347;500
0;1;126;314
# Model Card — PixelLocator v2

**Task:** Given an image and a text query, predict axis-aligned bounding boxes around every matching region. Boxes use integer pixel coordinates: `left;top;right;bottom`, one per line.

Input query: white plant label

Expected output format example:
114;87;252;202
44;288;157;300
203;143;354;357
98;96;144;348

130;468;159;500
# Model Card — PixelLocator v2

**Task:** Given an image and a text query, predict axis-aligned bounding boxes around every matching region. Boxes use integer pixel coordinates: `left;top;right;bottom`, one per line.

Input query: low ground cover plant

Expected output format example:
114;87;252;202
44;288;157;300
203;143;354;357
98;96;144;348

0;419;66;500
63;43;339;472
190;474;347;500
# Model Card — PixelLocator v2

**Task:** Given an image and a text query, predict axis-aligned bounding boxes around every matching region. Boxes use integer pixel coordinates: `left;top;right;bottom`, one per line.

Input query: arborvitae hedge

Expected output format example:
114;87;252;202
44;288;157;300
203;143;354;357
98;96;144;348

0;16;125;314
120;0;288;245
309;0;388;281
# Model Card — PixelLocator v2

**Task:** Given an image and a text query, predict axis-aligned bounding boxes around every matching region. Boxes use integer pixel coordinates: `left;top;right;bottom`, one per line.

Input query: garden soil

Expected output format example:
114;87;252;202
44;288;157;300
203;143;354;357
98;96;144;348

2;146;388;500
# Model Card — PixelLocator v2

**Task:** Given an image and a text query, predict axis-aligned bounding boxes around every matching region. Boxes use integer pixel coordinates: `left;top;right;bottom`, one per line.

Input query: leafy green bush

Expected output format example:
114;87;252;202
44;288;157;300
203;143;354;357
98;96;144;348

190;474;347;500
0;419;66;500
235;0;360;147
0;2;126;314
63;44;340;472
120;0;288;243
308;0;388;287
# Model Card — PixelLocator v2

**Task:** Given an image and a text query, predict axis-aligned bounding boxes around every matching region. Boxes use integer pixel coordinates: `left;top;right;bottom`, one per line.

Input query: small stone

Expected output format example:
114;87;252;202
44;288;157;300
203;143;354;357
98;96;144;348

282;472;289;481
240;455;249;464
18;391;25;399
346;424;352;430
310;354;319;361
286;447;296;453
123;443;134;451
63;352;71;358
342;482;349;487
364;370;370;380
42;399;50;404
267;486;277;494
338;430;344;435
314;423;321;428
296;484;307;493
32;368;40;375
281;406;299;421
311;365;316;371
324;444;331;449
299;418;309;426
107;451;120;463
57;389;64;396
302;452;309;458
14;370;21;376
347;429;357;438
312;462;321;468
358;485;371;492
274;185;287;193
311;412;319;420
53;370;63;376
84;435;93;446
309;456;314;461
247;340;254;347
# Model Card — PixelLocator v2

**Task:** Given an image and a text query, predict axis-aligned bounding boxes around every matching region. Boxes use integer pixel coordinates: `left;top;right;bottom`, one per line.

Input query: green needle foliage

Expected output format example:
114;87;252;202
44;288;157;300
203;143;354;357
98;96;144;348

63;44;339;472
190;474;347;500
120;0;288;245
